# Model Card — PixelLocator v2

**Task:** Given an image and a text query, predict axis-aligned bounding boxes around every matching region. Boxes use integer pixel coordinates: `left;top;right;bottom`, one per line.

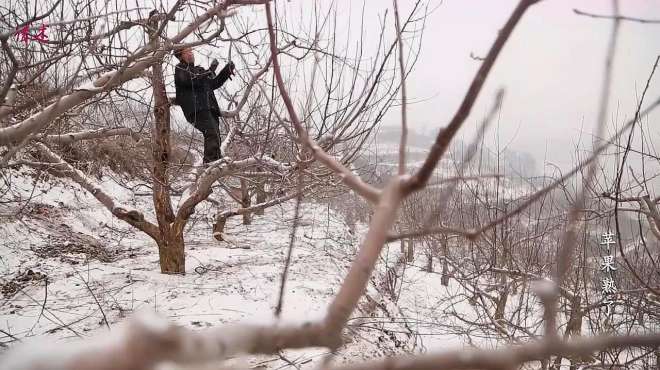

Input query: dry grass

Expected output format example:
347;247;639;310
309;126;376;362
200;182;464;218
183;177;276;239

53;131;195;181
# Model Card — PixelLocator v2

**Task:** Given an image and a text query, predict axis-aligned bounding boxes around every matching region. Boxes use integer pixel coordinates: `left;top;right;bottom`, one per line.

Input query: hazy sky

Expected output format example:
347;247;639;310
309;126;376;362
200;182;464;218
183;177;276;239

368;0;660;170
165;0;660;173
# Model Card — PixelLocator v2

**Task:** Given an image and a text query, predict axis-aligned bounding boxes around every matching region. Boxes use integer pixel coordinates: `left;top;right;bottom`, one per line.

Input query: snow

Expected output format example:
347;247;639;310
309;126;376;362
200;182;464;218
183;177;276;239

0;168;418;368
531;279;558;299
1;166;653;368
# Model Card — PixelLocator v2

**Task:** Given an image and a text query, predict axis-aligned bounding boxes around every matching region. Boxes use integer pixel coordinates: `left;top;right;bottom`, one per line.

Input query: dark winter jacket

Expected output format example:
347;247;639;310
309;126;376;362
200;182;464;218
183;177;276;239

174;61;233;123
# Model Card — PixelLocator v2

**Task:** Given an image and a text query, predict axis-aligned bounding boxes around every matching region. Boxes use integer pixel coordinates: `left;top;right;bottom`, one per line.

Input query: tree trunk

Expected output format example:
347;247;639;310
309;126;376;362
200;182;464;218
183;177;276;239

425;242;438;272
400;239;406;253
241;179;251;225
406;239;414;262
386;266;397;300
551;357;562;370
149;11;181;274
255;182;266;215
565;296;582;337
494;287;508;321
565;296;589;366
157;231;185;274
441;238;449;286
213;215;228;241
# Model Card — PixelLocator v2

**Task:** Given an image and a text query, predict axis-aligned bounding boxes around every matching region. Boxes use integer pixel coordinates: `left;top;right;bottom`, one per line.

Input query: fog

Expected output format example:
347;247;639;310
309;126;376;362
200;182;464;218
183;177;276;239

369;0;660;173
85;0;660;176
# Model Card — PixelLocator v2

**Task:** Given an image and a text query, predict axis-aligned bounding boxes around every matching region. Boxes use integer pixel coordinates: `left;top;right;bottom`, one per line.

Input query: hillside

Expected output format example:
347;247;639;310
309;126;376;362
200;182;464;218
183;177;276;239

0;168;461;368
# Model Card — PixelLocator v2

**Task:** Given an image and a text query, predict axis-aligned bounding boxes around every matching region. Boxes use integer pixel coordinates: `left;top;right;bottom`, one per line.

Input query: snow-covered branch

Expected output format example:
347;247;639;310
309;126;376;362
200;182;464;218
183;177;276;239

32;142;160;240
37;127;139;144
175;156;292;228
0;312;335;370
4;309;658;370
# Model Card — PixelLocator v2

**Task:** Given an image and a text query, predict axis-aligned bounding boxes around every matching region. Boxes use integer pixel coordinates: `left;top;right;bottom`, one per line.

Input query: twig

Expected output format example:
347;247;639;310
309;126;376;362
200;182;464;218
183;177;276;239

404;0;539;194
16;286;82;338
613;55;660;297
421;89;504;229
393;0;408;175
74;268;111;330
37;127;139;144
332;334;660;370
27;8;149;30
27;275;49;337
573;8;660;24
275;173;303;317
0;328;21;344
557;0;620;278
551;0;621;340
263;1;381;204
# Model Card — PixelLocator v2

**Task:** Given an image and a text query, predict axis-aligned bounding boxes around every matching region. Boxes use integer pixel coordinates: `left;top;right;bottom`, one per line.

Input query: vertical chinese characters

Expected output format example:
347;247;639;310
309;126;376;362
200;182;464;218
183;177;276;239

599;232;617;316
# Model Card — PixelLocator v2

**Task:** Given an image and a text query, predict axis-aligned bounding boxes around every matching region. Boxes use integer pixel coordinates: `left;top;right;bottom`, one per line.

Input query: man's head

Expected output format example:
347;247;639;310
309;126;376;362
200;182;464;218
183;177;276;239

174;47;194;64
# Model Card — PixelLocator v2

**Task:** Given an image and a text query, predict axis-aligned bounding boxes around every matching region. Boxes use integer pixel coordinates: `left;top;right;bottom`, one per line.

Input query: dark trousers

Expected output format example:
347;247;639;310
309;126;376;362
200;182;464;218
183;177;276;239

191;110;222;163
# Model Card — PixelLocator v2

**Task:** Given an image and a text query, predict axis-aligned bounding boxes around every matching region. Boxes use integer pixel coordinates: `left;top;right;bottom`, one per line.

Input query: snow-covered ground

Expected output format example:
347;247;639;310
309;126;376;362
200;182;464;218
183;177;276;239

2;167;651;368
0;168;468;368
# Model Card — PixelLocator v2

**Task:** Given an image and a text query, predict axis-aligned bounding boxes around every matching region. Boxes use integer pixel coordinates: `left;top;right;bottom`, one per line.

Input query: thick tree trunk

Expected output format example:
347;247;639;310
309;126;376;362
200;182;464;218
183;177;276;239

149;12;183;274
157;231;185;274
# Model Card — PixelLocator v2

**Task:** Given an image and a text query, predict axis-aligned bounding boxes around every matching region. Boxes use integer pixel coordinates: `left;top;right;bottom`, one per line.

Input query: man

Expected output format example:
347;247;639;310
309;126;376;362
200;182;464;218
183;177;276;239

173;47;235;163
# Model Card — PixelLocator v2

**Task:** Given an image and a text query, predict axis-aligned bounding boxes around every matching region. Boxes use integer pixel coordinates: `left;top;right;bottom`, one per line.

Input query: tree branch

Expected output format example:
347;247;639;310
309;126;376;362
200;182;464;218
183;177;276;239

37;127;139;144
404;0;538;194
264;1;381;204
32;143;160;240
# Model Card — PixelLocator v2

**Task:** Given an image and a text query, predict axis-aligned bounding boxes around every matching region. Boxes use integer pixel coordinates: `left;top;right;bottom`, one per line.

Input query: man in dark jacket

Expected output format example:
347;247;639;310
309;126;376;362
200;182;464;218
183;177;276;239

173;47;235;163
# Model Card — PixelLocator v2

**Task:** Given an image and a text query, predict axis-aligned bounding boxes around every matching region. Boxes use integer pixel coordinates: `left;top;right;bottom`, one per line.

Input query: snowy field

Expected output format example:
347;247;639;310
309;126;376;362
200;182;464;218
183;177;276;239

1;167;650;369
0;169;478;368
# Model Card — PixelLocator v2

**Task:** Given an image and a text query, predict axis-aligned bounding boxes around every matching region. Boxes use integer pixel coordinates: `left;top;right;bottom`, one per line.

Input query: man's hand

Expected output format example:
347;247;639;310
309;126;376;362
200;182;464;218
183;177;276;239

227;61;236;80
209;58;219;72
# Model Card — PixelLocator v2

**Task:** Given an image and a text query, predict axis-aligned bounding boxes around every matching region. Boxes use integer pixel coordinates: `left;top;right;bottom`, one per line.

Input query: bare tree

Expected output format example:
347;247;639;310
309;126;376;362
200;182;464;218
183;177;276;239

1;0;660;369
0;0;424;273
